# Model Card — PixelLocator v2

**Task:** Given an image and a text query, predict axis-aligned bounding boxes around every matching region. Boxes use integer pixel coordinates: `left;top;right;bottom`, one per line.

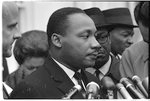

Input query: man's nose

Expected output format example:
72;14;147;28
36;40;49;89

91;36;101;50
128;36;134;45
14;29;21;39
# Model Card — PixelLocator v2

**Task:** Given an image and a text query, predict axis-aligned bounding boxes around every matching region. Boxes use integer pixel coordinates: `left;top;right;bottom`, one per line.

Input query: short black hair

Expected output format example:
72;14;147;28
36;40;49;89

46;7;85;46
13;30;49;65
134;2;149;27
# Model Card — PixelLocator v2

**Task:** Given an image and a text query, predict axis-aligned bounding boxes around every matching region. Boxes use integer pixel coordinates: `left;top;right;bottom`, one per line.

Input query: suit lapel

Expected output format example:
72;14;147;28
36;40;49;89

44;55;84;98
81;69;89;86
106;55;120;83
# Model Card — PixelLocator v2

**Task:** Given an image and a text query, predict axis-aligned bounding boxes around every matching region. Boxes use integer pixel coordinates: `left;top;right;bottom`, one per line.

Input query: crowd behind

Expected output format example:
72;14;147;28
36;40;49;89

2;1;149;99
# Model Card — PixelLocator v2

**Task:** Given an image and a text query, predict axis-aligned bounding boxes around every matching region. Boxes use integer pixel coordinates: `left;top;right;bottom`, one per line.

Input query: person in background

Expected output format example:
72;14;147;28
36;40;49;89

2;1;21;98
102;8;138;59
84;7;121;99
119;2;149;81
10;7;101;99
5;30;49;90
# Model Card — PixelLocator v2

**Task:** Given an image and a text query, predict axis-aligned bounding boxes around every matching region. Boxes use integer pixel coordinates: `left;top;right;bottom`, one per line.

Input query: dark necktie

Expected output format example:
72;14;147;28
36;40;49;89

95;69;104;80
74;72;86;91
74;72;86;98
95;70;100;78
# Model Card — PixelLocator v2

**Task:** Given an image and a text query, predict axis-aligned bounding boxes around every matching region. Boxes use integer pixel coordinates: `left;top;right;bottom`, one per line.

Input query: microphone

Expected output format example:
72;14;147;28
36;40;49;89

101;76;116;99
132;75;148;98
120;77;145;99
62;85;82;99
86;81;100;99
116;83;133;99
142;77;149;93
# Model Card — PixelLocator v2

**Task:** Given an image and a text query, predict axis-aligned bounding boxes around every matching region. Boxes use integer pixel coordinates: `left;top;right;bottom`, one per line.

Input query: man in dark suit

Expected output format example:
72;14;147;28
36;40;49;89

84;7;121;99
10;7;101;99
2;2;21;98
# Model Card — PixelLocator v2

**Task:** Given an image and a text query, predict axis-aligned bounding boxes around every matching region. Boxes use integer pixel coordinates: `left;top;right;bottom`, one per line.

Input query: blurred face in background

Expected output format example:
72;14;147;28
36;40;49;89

2;2;21;57
15;57;45;84
20;57;45;78
110;26;134;55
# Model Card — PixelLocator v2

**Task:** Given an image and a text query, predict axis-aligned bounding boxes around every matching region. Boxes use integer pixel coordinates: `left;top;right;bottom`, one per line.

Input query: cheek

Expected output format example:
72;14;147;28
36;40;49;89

3;30;13;44
64;38;89;55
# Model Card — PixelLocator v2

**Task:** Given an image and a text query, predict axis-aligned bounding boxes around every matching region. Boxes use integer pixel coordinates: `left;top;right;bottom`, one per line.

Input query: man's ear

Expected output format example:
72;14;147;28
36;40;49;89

51;33;62;48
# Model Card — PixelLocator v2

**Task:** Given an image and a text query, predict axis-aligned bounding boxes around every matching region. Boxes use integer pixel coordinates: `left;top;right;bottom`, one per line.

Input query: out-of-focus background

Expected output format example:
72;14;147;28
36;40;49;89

5;1;143;74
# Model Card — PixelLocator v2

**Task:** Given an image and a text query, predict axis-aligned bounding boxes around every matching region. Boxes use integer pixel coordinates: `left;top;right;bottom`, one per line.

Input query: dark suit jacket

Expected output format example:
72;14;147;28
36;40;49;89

10;55;101;99
86;55;121;99
105;55;121;83
3;58;9;82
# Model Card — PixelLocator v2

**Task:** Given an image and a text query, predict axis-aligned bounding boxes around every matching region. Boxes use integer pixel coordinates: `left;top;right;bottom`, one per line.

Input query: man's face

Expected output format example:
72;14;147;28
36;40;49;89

60;13;100;70
138;21;149;43
2;3;20;57
110;26;134;55
95;29;111;67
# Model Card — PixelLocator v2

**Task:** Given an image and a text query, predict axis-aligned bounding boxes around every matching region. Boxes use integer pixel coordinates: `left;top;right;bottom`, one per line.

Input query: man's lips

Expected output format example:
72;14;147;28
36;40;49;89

96;51;106;58
87;52;98;59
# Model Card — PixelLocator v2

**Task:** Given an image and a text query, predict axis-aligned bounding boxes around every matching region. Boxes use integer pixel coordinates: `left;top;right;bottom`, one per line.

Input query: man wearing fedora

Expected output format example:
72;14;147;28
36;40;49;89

84;7;121;99
102;8;138;59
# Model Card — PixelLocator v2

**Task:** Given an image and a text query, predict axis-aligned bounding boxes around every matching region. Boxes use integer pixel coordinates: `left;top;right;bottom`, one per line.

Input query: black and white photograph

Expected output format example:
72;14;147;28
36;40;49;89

1;0;149;99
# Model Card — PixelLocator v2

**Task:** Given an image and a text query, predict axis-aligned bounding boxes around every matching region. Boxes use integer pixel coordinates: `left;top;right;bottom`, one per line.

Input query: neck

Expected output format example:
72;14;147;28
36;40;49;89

49;50;79;72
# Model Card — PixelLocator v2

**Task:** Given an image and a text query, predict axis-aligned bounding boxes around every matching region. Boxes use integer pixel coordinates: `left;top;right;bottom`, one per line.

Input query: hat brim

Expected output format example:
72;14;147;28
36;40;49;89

101;23;138;28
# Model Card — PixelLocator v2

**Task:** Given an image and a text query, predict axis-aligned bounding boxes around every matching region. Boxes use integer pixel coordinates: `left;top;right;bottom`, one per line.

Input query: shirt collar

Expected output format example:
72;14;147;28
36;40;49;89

99;55;111;75
52;58;75;80
110;52;121;59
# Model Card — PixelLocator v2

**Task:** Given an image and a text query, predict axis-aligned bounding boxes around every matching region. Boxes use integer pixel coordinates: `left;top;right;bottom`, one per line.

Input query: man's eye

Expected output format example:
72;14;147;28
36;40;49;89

81;35;89;39
80;32;90;39
8;24;17;30
27;66;35;70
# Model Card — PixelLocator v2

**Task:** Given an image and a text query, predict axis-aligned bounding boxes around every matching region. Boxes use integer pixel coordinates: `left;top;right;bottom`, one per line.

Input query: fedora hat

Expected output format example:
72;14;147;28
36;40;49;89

102;8;138;28
84;7;110;28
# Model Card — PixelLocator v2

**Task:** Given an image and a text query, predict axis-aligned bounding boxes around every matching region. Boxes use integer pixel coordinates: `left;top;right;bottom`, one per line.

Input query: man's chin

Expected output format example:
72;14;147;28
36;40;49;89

83;60;95;68
3;50;12;58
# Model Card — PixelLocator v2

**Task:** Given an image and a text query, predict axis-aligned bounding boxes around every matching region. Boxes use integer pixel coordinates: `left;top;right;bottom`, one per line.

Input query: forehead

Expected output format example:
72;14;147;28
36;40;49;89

97;27;109;32
3;3;19;25
67;13;96;29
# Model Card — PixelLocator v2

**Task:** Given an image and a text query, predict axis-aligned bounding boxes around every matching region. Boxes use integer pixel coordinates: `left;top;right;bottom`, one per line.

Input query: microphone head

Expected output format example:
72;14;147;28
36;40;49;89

116;83;125;90
86;81;100;94
120;77;132;88
142;77;149;92
132;75;141;83
74;85;82;91
101;76;116;90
